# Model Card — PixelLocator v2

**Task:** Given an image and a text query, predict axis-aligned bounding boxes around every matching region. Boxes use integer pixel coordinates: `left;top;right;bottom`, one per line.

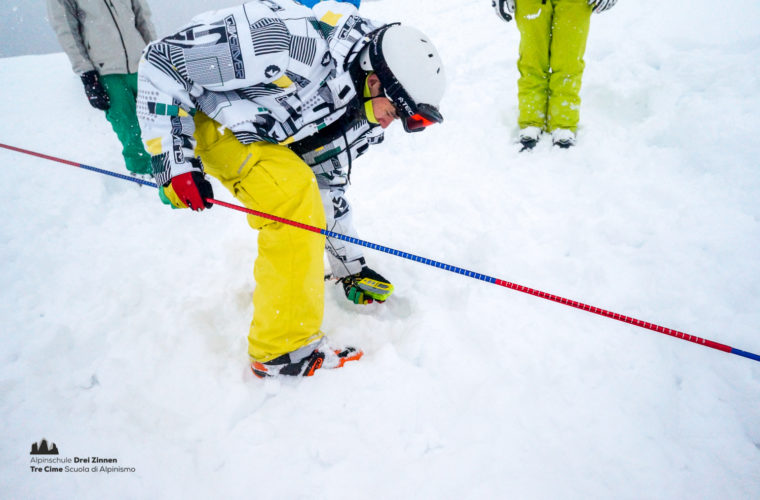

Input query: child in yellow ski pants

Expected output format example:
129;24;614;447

193;113;326;363
515;0;592;133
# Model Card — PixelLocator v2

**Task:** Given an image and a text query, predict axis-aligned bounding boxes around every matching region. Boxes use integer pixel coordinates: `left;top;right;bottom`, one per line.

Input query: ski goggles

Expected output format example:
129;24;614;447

402;103;443;133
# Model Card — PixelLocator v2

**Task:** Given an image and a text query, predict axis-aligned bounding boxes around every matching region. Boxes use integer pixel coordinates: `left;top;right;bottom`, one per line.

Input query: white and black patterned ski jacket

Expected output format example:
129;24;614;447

138;0;386;277
46;0;156;75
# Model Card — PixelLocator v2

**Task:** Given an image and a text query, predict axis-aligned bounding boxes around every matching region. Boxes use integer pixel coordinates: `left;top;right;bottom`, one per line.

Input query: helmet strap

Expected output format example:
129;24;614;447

362;74;379;124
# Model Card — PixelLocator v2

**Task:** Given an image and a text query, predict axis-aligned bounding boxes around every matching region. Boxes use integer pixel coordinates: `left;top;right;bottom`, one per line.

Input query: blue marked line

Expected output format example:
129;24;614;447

732;348;760;362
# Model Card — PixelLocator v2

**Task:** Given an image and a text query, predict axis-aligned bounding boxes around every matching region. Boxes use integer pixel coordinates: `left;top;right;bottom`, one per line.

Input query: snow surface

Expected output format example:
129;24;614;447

2;0;760;498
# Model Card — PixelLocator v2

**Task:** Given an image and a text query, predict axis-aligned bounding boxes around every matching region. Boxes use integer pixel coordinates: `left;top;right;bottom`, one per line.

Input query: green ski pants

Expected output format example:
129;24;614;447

100;73;152;175
515;0;592;132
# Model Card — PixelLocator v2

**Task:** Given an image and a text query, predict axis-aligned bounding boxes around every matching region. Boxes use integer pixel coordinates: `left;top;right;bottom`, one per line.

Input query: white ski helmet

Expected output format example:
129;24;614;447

359;24;446;132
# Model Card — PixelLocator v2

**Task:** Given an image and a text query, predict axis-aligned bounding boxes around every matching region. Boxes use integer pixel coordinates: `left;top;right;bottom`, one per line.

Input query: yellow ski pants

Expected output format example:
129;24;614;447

515;0;592;132
193;113;326;362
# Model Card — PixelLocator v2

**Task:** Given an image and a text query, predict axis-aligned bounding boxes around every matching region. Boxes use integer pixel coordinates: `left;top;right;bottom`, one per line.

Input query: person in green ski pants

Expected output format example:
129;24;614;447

99;73;149;174
492;0;618;149
46;0;156;175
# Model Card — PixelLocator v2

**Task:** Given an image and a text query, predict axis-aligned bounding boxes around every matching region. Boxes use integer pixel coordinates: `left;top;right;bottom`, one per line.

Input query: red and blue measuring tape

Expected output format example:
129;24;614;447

2;142;758;364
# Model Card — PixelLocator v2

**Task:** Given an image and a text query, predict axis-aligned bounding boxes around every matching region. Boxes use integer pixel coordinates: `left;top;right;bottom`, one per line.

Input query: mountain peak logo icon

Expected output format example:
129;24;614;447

30;439;59;455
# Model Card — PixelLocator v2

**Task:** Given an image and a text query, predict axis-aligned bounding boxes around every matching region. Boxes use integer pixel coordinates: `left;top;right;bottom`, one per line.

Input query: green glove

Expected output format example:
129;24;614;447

339;267;394;304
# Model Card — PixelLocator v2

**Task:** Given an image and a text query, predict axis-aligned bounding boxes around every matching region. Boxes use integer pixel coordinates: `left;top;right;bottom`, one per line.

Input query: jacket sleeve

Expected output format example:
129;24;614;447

137;48;204;187
132;0;157;43
322;186;366;278
45;0;93;75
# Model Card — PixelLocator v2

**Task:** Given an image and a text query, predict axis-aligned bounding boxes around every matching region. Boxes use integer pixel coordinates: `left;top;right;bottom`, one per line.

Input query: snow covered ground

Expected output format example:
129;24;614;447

1;0;759;498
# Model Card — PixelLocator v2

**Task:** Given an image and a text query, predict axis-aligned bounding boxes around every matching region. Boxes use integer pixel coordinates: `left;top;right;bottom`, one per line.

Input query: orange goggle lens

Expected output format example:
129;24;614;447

402;104;443;133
